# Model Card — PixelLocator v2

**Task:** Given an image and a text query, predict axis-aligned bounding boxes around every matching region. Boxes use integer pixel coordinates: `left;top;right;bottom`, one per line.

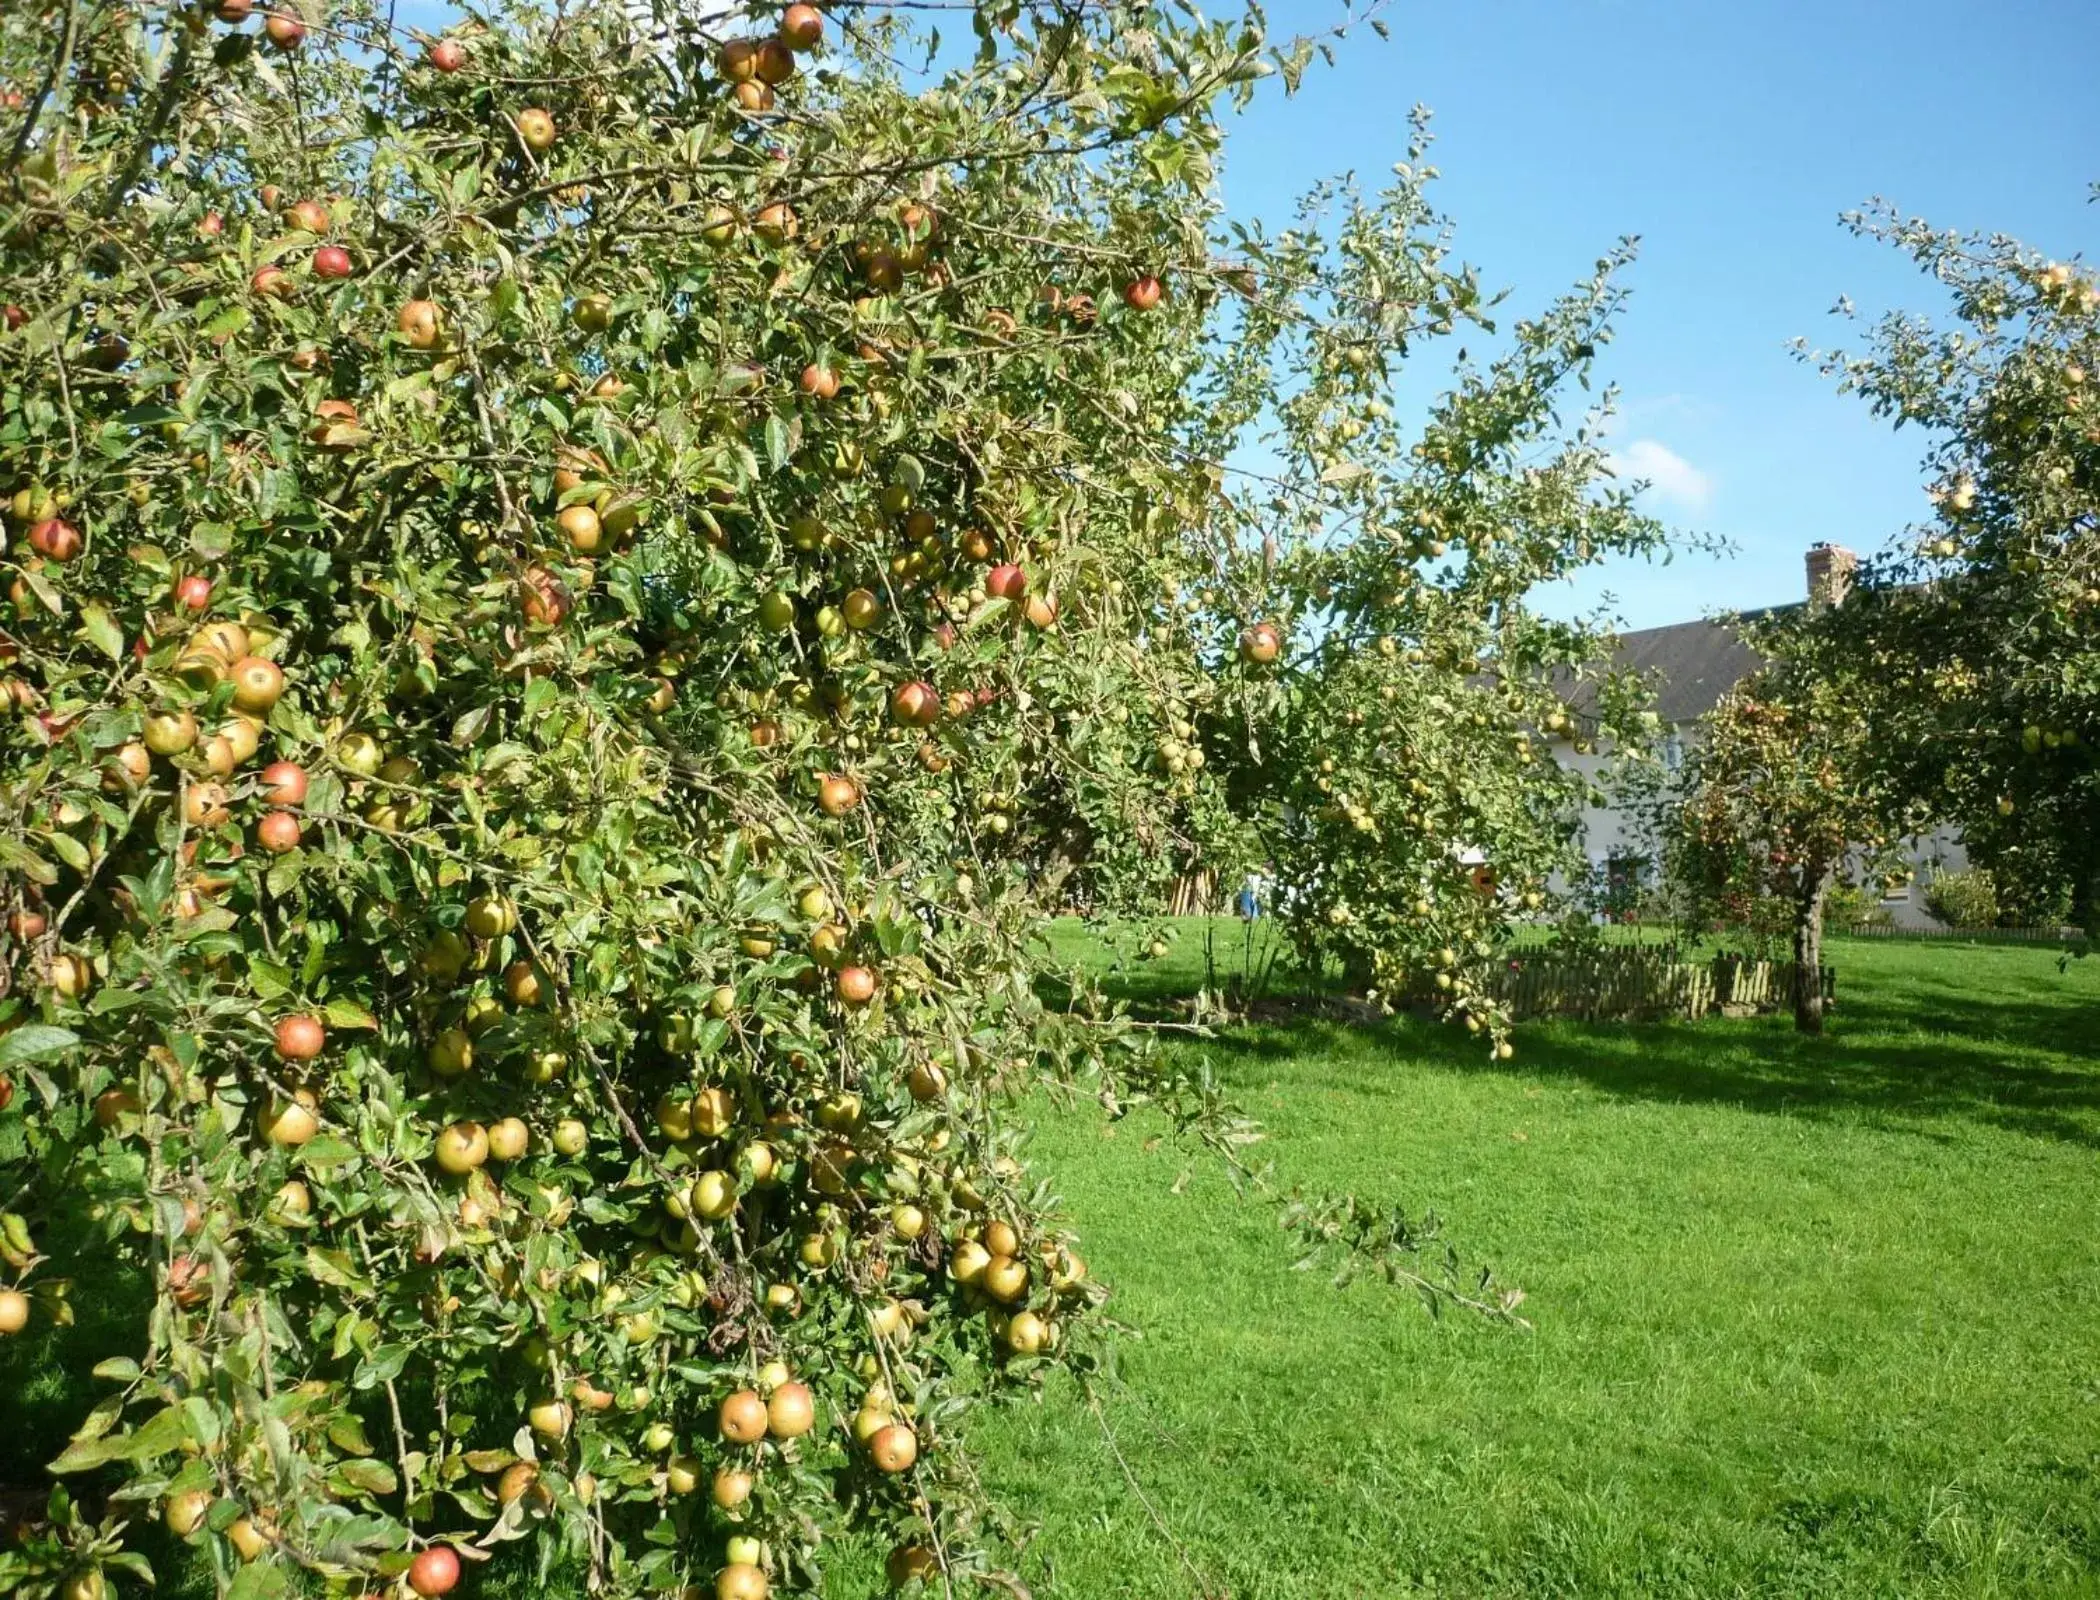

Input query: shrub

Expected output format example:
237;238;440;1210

1924;868;2002;929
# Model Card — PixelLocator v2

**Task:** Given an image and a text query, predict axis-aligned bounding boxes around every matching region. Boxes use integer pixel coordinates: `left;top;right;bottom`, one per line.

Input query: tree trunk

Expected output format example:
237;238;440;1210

1791;868;1832;1036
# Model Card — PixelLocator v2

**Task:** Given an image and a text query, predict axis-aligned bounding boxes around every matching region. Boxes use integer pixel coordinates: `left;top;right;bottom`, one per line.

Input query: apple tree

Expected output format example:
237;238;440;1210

1163;133;1673;1041
0;0;1465;1595
1660;624;1911;1033
1790;201;2100;930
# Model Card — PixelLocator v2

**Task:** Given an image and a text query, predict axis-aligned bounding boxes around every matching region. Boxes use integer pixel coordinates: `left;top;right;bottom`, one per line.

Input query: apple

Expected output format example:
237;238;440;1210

257;810;301;853
817;774;861;817
716;1566;767;1600
464;893;516;938
504;959;543;1006
752;202;797;244
690;1170;738;1220
164;1488;213;1538
718;1388;767;1444
435;1121;489;1174
891;1202;926;1241
310;398;361;447
0;1288;30;1334
274;1013;326;1061
861;250;903;294
868;1421;917;1473
886;1547;938;1586
250;265;292;299
733;80;774;111
1123;274;1163;311
557;504;602;551
260;761;308;805
779;2;822;50
264;10;306;48
842;588;880;629
835;966;877;1006
693;1083;735;1132
552;1117;587;1154
986;563;1026;601
982;1254;1027;1302
47;954;93;1000
312;244;352;280
1238;622;1282;664
486;1116;529;1160
949;1239;990;1285
397;299;441;348
514;107;557;152
572;293;612;333
184;782;232;828
1;305;24;332
712;1466;752;1509
173;574;213;610
528;1397;572;1440
427;1028;473;1077
407;1546;461;1598
336;731;383;776
427;37;466;71
766;1380;815;1438
718;37;758;81
28;519;81;561
798;363;839;400
753;38;795;83
1024;594;1058;629
261;1089;319;1147
521;566;571;627
891;680;939;727
102;742;151;792
230;656;285;713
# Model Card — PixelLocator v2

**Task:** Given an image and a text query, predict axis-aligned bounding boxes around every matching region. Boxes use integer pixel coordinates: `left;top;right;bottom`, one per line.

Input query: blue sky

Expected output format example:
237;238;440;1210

1216;0;2099;629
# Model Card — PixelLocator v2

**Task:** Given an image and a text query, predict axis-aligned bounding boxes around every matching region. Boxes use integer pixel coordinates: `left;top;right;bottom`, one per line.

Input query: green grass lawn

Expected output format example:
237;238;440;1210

8;924;2098;1598
936;922;2100;1598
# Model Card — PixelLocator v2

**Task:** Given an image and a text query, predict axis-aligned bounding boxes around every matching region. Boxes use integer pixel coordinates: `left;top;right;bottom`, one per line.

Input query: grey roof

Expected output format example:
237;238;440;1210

1556;604;1797;727
1613;614;1770;725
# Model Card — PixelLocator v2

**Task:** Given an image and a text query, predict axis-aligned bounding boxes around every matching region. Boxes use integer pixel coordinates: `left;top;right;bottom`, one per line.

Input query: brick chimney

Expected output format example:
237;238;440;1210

1805;542;1857;610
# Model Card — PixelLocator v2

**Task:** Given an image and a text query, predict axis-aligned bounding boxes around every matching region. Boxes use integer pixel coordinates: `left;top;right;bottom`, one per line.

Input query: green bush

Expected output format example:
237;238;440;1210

1924;868;2001;929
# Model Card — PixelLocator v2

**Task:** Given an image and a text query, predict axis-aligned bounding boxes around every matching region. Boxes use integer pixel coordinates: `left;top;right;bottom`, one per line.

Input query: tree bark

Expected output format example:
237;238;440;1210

1791;867;1832;1035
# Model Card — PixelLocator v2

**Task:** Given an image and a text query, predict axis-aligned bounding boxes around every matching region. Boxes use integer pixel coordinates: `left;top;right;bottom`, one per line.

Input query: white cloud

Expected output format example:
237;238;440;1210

1608;438;1714;515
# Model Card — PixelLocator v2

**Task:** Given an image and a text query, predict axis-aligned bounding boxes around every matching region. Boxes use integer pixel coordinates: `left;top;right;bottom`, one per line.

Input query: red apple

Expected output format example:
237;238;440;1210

173;574;212;611
779;2;822;50
407;1547;461;1598
891;681;939;728
427;37;466;71
257;810;302;854
261;761;309;806
312;245;352;280
29;519;81;562
1123;275;1163;311
986;563;1026;602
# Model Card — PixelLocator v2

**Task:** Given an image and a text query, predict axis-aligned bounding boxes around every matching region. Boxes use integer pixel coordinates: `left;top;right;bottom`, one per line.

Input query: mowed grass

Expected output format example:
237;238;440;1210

895;923;2100;1598
7;925;2098;1598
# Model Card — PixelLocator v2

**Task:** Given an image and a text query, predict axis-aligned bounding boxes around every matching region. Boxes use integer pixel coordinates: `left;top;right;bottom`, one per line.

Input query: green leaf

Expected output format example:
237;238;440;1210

323;997;379;1030
80;603;125;661
332;1458;398;1497
0;1025;79;1067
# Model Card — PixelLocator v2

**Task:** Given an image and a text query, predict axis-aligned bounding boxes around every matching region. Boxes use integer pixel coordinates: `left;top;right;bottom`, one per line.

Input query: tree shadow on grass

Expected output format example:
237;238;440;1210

1181;983;2100;1151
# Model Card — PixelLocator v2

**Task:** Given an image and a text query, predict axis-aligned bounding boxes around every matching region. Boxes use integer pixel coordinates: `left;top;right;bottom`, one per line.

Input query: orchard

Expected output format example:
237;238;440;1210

0;0;1664;1595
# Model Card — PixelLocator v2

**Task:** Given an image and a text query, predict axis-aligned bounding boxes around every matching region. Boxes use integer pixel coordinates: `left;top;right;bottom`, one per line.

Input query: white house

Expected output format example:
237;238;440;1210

1555;543;1965;930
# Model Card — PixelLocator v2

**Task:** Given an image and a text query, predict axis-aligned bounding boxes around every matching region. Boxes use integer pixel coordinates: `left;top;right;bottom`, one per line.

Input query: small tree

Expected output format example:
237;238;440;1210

1665;642;1906;1034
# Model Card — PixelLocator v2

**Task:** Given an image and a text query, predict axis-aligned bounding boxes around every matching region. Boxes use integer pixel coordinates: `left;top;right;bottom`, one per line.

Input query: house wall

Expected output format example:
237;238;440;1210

1550;730;1969;930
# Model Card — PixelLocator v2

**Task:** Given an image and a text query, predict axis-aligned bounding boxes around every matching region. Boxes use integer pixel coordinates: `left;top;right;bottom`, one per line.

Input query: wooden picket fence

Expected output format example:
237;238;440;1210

1477;949;1835;1023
